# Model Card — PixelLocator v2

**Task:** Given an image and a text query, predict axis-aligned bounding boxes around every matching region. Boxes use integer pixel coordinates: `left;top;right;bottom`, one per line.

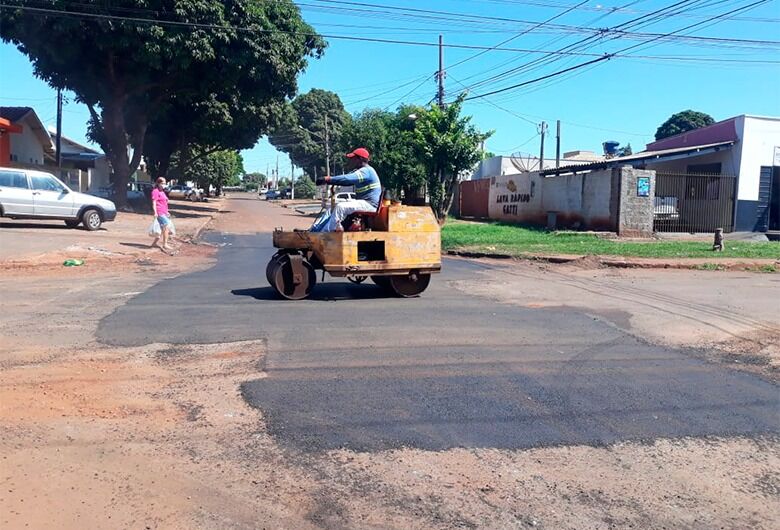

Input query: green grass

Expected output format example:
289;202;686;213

441;220;780;260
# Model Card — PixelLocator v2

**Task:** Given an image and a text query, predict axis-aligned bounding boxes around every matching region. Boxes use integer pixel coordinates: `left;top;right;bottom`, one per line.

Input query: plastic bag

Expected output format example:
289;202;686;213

148;219;161;237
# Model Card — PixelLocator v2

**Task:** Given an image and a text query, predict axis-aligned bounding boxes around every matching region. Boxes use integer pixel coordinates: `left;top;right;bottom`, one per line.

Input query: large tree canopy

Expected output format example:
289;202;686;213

268;89;350;178
412;96;492;220
339;105;428;201
1;0;324;206
655;110;715;141
338;98;490;220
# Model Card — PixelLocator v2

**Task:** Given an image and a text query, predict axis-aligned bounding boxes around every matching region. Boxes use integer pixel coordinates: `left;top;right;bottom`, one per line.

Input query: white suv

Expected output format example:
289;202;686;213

0;167;117;230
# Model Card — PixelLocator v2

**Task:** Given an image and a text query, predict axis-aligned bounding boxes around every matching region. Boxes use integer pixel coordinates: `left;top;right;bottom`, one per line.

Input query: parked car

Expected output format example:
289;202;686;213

265;189;279;200
0;167;117;230
92;181;153;202
335;192;356;202
166;184;193;200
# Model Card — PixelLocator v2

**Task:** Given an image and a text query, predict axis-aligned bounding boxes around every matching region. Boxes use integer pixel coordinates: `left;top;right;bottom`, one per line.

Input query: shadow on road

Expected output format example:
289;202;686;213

0;221;78;230
120;242;154;249
232;282;392;301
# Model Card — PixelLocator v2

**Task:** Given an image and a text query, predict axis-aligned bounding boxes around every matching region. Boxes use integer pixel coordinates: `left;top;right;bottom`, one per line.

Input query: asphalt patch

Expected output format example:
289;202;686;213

99;233;780;452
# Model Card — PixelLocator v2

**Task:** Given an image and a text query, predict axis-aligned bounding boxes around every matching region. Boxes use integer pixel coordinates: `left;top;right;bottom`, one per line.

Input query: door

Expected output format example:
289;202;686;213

30;173;76;217
0;169;34;216
770;167;780;231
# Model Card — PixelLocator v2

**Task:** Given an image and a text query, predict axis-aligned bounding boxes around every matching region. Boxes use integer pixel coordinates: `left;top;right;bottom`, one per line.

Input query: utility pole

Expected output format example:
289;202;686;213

55;88;63;168
437;34;445;108
275;155;279;190
555;120;561;169
290;159;295;200
538;121;547;172
324;115;331;176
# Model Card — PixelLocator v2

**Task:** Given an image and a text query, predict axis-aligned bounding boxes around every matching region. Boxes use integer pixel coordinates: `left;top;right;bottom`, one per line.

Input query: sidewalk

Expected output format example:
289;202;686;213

0;198;224;268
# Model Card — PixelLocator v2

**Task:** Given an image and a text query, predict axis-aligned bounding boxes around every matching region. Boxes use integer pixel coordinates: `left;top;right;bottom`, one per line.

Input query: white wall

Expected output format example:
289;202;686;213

487;169;615;230
736;116;780;201
8;116;45;166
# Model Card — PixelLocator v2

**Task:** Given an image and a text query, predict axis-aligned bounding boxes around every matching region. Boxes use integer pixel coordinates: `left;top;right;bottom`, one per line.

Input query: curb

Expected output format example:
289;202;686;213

188;198;227;242
445;250;779;271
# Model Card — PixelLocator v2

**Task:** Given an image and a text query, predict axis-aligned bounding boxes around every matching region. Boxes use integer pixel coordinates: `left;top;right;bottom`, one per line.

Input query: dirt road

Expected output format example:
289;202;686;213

1;195;778;529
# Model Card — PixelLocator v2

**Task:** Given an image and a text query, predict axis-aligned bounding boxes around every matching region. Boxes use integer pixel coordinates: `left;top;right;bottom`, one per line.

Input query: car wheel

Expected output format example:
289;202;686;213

82;208;102;231
64;219;80;228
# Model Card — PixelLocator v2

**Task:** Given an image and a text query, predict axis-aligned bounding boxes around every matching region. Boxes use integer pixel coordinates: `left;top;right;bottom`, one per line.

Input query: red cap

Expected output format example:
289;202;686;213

346;147;370;160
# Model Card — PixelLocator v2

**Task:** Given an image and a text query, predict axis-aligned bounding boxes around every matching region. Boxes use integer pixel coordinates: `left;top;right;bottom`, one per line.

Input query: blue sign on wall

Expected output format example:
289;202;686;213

637;177;650;197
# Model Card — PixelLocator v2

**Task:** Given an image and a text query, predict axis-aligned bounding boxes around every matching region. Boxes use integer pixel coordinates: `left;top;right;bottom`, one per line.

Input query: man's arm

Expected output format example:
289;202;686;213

317;168;365;186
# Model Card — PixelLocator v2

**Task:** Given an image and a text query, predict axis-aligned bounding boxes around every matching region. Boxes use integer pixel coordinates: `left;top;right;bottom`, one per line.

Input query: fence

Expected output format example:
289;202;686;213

653;172;736;233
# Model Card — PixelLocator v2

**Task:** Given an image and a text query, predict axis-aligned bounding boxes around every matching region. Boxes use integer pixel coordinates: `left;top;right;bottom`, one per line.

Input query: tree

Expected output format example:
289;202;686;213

338;105;427;200
411;96;493;221
294;174;317;199
655;110;715;141
617;143;633;157
268;89;351;177
181;149;244;196
1;1;323;207
245;173;268;187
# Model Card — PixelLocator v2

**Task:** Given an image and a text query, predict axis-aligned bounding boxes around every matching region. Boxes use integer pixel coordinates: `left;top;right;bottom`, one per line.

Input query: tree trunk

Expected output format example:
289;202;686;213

439;174;458;222
98;99;147;209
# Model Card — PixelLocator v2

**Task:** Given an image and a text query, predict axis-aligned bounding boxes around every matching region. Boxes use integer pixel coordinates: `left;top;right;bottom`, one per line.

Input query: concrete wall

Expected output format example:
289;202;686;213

479;167;653;235
487;169;615;230
616;168;655;237
8;116;46;166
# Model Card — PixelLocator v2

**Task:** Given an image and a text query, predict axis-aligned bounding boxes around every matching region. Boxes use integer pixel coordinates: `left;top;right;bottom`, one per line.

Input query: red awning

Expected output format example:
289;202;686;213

0;117;23;134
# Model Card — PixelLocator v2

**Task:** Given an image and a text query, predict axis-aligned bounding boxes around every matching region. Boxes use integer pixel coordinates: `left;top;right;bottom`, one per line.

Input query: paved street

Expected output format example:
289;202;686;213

99;199;778;453
2;195;779;529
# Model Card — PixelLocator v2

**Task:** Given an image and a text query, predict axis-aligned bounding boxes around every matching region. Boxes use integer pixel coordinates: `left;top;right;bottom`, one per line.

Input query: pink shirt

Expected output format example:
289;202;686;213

152;188;169;216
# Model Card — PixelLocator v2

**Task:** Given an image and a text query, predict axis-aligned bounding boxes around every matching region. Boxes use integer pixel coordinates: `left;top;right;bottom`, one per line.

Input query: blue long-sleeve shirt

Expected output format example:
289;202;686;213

328;165;382;208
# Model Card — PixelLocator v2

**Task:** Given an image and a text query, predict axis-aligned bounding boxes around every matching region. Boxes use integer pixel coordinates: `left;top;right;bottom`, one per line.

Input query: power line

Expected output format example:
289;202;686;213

460;0;772;101
5;2;777;52
447;0;589;70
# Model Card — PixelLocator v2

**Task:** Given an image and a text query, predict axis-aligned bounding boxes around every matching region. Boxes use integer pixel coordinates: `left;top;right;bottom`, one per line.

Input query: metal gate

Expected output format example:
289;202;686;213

653;172;736;233
459;179;490;219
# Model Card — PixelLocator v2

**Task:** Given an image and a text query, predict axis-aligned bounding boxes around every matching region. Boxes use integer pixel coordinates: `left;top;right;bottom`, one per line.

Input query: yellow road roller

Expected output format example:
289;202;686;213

267;199;441;299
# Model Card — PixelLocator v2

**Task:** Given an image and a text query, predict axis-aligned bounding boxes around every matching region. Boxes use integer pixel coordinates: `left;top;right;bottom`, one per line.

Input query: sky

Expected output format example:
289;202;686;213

2;0;779;178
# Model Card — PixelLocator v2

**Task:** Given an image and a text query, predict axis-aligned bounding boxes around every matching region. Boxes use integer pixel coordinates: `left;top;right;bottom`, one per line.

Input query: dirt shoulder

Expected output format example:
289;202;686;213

2;199;778;529
0;197;225;271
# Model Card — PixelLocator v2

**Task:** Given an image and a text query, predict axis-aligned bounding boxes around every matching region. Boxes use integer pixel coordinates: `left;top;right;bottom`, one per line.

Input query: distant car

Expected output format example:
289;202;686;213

92;181;153;202
335;192;356;203
653;196;680;220
166;185;192;200
265;189;280;200
0;167;117;230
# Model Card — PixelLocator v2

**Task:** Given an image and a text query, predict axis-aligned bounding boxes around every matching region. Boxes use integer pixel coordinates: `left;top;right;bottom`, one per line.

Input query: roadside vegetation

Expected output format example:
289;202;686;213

442;219;780;260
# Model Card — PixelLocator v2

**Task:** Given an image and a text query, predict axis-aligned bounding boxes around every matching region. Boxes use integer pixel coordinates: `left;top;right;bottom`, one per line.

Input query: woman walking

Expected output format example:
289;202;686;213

151;177;174;253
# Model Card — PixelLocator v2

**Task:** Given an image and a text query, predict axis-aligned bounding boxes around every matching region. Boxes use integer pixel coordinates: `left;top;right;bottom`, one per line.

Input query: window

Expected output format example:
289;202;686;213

686;175;720;200
30;174;66;192
0;170;29;189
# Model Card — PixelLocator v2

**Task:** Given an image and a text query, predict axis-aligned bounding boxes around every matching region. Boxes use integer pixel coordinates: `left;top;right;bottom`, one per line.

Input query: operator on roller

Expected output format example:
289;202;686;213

316;147;381;232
